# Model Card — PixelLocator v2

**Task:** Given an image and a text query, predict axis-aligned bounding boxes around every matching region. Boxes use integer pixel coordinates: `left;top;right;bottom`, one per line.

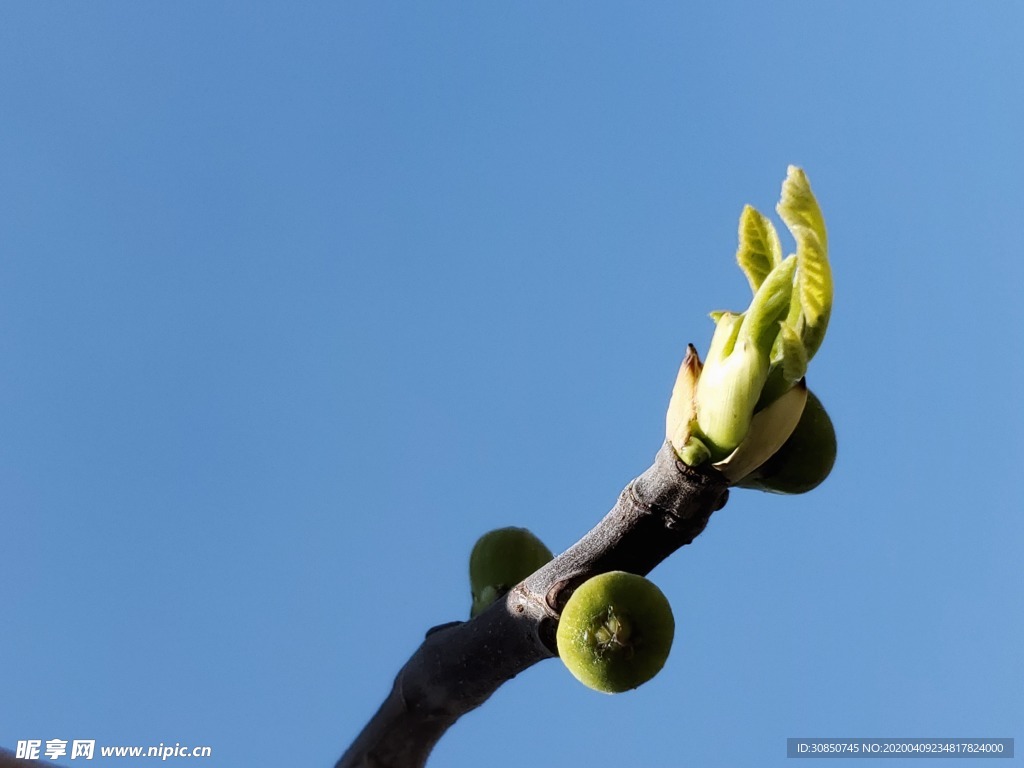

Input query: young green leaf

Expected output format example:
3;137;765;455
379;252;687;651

777;166;832;361
695;259;795;459
738;254;796;352
776;321;808;387
736;205;783;294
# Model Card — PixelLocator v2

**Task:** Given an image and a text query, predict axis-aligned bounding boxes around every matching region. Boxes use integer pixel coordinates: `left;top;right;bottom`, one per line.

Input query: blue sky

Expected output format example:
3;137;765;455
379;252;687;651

1;3;1021;767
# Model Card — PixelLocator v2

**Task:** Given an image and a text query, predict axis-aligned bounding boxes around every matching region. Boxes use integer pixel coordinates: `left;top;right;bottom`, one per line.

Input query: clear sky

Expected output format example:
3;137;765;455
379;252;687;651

2;3;1021;767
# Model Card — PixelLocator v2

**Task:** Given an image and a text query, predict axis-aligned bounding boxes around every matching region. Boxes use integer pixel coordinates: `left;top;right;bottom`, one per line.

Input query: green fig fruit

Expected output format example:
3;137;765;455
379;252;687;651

556;571;675;694
469;527;553;618
737;389;836;494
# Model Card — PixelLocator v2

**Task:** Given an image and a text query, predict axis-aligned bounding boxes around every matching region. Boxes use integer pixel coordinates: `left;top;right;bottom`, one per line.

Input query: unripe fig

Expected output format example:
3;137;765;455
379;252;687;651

469;527;553;618
556;571;675;694
737;389;836;494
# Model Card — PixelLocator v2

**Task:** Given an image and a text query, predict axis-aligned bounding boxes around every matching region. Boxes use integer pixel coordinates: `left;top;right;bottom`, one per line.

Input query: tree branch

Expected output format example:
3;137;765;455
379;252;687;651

337;442;730;768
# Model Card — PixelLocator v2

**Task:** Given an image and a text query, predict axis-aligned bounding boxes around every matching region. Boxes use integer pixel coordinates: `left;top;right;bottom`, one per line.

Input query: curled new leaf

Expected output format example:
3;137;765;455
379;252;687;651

736;205;783;293
776;322;808;389
694;257;796;458
777;166;832;361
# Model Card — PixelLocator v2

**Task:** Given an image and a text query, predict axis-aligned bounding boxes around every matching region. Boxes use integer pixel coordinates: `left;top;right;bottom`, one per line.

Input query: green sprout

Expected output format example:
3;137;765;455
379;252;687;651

665;166;835;489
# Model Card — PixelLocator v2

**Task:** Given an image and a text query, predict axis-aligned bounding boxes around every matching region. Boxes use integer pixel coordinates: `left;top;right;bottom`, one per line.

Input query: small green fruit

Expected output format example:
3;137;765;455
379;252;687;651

556;571;675;694
469;527;553;618
737;389;836;494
